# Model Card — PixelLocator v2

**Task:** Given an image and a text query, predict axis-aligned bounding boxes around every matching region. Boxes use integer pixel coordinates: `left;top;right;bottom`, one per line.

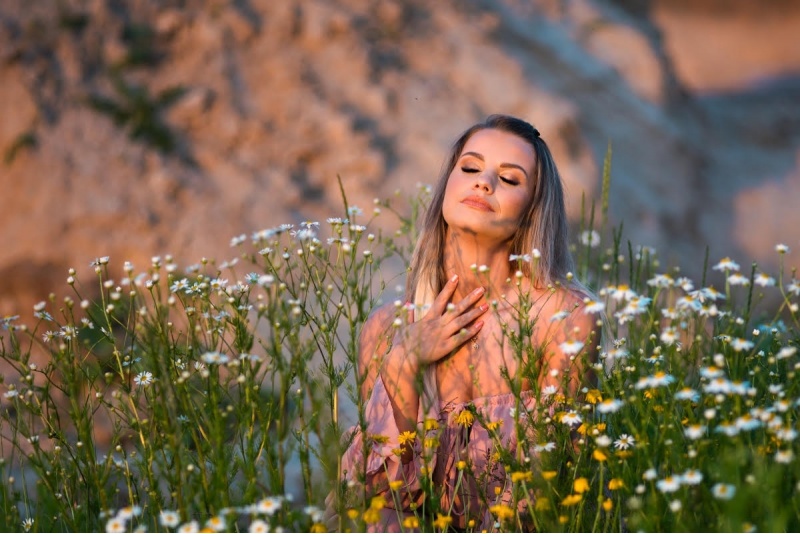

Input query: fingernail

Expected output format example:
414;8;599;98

450;274;458;283
475;286;485;295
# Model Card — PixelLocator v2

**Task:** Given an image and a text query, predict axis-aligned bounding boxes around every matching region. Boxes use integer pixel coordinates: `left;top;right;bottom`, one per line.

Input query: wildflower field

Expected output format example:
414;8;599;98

1;174;799;533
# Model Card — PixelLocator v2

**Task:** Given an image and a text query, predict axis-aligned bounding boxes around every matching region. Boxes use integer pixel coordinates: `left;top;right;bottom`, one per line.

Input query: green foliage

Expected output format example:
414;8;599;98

57;10;89;34
87;73;185;154
0;176;798;533
119;23;160;68
3;131;37;165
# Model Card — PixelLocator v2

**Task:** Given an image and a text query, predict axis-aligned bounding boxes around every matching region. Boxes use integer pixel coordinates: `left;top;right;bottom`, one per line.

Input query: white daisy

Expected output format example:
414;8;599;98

713;257;740;271
681;469;703;485
711;483;736;500
559;340;585;355
597;399;624;414
159;511;180;528
561;411;582;427
133;371;154;387
614;434;636;450
754;272;776;287
683;424;706;440
656;476;681;493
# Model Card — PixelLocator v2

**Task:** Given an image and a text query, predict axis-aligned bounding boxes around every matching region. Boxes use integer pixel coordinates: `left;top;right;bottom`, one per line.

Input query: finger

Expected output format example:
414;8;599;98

447;303;489;333
448;286;486;318
429;274;460;316
439;320;485;356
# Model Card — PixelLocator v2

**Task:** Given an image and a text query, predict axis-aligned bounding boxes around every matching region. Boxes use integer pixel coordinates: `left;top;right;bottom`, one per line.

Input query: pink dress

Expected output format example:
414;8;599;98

335;366;538;532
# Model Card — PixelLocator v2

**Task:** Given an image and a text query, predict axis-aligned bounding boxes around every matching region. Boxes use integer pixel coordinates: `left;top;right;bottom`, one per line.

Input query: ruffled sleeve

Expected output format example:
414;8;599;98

339;374;432;500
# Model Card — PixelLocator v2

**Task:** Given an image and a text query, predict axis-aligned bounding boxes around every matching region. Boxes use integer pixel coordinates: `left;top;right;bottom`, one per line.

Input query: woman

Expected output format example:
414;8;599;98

334;115;599;531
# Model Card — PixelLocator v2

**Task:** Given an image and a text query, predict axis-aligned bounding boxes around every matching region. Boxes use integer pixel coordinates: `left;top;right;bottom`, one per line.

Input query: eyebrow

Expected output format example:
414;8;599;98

461;151;529;180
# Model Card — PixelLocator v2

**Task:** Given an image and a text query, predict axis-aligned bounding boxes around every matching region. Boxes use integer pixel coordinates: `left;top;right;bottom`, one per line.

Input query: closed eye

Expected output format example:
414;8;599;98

500;176;519;186
461;166;479;173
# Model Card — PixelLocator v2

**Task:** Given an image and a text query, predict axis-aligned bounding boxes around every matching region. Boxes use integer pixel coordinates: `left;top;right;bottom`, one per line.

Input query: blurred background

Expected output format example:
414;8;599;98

1;0;800;315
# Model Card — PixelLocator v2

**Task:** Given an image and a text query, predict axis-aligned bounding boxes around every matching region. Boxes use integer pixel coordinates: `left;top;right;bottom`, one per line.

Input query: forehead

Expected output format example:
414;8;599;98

460;129;536;168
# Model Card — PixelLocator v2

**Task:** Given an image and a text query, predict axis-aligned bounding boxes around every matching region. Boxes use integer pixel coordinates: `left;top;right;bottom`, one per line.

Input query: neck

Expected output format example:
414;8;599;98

442;229;518;303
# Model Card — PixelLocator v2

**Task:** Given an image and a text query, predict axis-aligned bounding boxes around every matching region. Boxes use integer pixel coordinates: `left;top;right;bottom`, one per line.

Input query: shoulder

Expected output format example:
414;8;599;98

531;283;598;339
532;283;587;318
357;301;400;396
361;301;397;339
358;301;398;359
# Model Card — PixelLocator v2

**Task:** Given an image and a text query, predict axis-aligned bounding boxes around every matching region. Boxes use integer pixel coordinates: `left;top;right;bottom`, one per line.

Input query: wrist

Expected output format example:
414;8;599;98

382;345;420;378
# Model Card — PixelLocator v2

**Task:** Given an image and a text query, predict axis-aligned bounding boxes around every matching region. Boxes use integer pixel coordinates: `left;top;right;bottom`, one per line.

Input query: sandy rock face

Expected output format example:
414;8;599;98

0;0;799;316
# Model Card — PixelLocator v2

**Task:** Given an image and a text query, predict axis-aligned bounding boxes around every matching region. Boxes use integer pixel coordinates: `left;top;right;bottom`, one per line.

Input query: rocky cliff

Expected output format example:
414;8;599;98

1;0;799;314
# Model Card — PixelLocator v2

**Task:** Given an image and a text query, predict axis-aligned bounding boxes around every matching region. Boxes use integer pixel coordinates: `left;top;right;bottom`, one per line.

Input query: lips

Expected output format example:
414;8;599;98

461;195;494;212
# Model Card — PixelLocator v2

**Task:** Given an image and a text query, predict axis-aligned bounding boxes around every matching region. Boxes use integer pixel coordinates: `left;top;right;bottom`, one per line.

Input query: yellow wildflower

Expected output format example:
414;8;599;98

586;389;603;404
424;437;440;450
362;508;380;524
535;497;551;511
616;450;633;459
491;451;502;462
467;519;476;528
559;515;569;524
424;418;439;431
346;509;359;520
554;393;567;404
561;494;583;507
389;480;404;491
456;460;467;470
608;478;625;490
511;471;533;483
369;433;389;445
455;410;475;428
391;447;404;457
602;498;613;512
644;390;654;400
577;422;610;436
398;431;416;446
494;486;502;496
489;503;515;520
573;477;590;494
402;516;420;529
433;513;452;530
370;495;387;510
486;420;503;431
310;523;326;533
593;449;608;462
542;470;558;481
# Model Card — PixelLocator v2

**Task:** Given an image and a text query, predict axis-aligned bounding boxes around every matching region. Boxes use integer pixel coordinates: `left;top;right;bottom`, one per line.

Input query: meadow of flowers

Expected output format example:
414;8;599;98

1;174;799;533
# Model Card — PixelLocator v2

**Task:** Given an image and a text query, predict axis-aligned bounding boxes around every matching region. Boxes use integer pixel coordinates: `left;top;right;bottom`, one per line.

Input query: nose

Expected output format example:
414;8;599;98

473;171;495;193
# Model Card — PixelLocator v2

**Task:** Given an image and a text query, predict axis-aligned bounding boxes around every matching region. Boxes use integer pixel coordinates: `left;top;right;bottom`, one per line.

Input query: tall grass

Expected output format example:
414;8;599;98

1;173;799;533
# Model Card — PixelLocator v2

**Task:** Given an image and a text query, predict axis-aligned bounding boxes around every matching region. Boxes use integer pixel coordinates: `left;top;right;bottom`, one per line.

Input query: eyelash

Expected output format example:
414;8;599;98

461;167;519;186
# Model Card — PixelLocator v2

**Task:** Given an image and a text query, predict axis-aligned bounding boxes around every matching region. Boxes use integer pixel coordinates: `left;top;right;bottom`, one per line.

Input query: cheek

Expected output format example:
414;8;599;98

506;190;532;221
441;175;459;211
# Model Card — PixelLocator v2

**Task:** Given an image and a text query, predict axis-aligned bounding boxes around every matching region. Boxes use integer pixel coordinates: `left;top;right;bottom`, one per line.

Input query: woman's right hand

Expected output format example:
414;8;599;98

390;274;488;370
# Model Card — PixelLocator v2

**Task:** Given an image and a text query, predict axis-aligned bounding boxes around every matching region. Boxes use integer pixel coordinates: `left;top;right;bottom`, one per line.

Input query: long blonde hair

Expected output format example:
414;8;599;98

406;114;577;305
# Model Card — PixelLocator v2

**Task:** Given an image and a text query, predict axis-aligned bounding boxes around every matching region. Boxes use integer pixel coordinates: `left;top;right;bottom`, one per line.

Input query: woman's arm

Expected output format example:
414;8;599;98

536;288;600;399
357;304;426;463
357;276;488;461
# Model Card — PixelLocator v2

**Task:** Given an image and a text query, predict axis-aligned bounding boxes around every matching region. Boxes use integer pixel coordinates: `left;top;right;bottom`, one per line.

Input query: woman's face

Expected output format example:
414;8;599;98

442;128;536;243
